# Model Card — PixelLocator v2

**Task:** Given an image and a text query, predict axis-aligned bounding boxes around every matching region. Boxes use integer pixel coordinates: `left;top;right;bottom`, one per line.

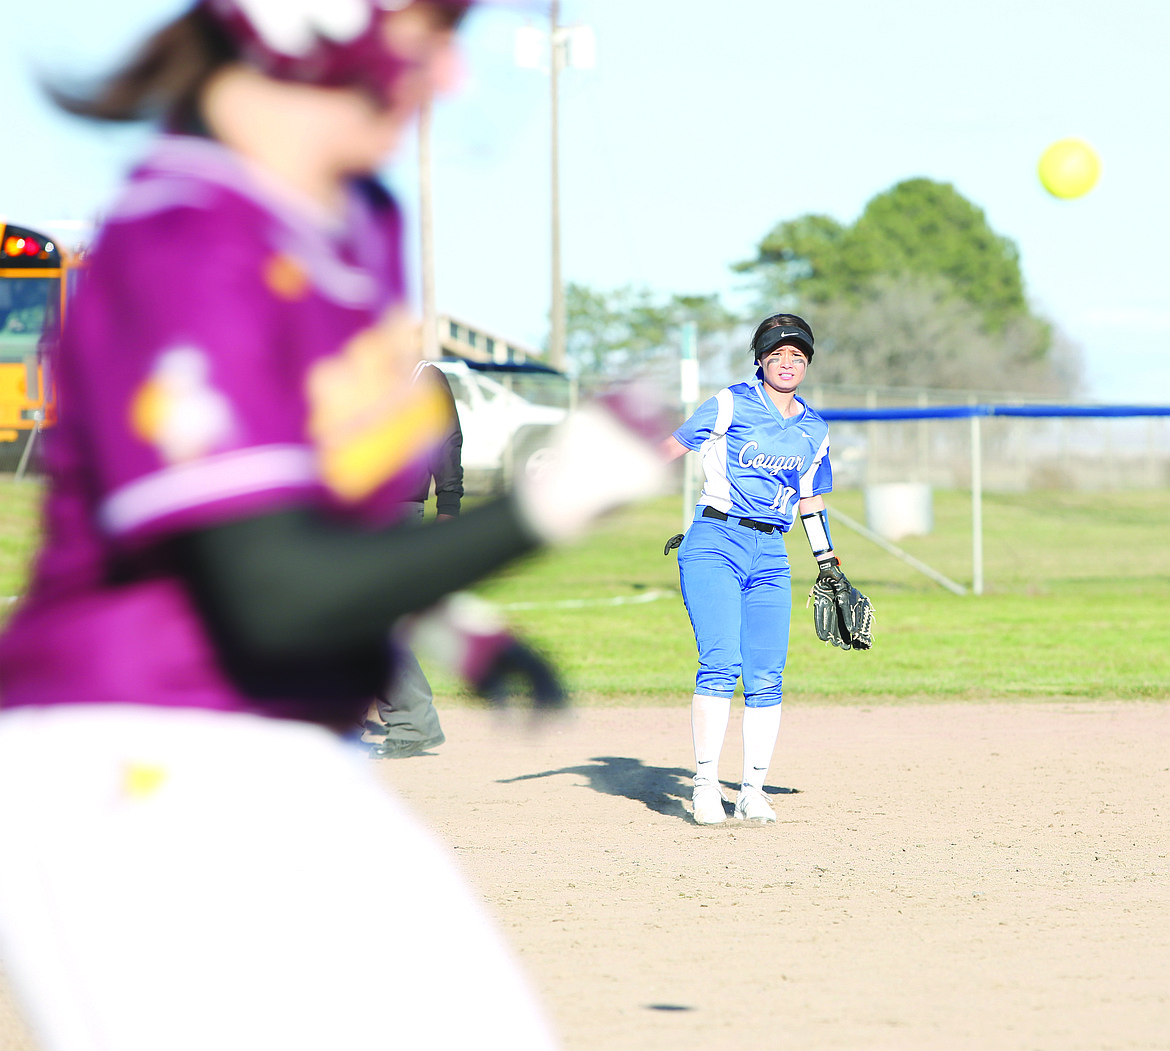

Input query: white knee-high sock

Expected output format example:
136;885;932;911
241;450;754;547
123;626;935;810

741;704;783;790
691;694;730;784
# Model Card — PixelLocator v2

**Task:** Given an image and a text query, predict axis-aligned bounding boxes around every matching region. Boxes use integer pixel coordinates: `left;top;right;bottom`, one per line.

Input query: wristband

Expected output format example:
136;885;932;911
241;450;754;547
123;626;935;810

801;509;833;557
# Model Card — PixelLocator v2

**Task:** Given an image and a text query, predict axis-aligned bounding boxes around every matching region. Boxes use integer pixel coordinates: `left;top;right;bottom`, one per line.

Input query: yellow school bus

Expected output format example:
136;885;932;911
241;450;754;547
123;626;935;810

0;222;76;468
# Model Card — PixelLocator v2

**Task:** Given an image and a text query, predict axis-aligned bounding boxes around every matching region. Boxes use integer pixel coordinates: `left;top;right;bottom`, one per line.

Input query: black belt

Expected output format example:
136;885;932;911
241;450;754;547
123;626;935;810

702;505;777;534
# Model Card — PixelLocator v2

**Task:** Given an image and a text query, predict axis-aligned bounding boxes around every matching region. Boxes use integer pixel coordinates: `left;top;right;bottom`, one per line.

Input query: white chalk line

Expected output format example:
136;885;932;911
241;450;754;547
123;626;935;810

4;590;677;611
501;589;673;611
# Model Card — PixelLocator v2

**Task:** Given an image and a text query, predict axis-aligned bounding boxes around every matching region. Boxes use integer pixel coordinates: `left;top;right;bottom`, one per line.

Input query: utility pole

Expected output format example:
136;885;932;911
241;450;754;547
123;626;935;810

548;0;565;371
418;97;439;361
516;9;593;372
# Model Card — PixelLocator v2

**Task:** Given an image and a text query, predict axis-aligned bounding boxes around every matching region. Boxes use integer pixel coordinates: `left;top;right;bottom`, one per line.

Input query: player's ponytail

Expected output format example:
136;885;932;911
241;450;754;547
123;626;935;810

45;7;239;131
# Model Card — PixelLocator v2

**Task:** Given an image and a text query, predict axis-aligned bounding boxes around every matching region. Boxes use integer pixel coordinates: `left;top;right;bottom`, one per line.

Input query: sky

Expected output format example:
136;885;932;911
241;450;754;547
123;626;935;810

3;0;1169;403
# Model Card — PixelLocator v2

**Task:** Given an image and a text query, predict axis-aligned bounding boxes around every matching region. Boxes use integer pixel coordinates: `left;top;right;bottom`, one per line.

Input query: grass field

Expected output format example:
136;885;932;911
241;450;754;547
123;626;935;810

0;479;41;604
470;488;1170;704
2;477;1167;703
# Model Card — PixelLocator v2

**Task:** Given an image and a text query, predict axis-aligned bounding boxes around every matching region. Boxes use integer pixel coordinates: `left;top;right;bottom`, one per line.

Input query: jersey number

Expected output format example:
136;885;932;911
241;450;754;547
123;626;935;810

769;485;797;514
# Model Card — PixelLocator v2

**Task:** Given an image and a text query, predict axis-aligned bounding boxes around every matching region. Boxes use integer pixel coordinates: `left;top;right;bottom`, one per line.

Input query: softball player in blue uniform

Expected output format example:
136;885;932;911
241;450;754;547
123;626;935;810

662;313;843;825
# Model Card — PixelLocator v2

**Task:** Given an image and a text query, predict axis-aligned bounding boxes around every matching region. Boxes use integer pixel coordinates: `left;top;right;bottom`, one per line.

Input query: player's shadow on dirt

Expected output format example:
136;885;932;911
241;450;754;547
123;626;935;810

498;757;799;822
498;757;692;818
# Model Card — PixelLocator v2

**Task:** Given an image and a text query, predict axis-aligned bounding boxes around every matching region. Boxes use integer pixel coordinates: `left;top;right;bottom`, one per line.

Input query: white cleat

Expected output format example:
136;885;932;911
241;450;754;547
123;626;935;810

691;778;728;825
734;785;776;823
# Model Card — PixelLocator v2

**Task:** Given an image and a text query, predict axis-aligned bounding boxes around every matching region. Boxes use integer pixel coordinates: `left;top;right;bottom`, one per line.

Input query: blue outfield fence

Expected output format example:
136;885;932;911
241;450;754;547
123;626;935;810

819;404;1170;422
676;394;1169;595
809;402;1170;597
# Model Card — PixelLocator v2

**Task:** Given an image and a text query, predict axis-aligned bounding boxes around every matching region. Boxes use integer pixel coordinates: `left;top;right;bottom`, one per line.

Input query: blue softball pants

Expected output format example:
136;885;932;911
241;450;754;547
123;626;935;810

677;511;791;708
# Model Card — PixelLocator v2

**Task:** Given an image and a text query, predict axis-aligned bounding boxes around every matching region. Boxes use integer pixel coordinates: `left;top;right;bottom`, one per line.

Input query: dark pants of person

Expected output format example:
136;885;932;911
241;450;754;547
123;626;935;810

374;645;444;745
373;503;444;745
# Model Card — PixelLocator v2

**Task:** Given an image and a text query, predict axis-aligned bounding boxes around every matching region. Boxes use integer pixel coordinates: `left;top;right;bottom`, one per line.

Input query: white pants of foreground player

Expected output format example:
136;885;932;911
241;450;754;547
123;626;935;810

0;705;558;1051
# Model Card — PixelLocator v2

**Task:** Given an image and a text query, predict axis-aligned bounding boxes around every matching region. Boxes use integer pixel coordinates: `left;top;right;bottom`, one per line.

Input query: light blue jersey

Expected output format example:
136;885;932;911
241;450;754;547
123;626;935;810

674;382;834;706
672;382;832;530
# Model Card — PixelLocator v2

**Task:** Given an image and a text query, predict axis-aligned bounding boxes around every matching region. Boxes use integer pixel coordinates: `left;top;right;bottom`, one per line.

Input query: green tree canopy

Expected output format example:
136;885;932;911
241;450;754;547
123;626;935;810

565;179;1076;395
733;177;1076;393
738;178;1030;333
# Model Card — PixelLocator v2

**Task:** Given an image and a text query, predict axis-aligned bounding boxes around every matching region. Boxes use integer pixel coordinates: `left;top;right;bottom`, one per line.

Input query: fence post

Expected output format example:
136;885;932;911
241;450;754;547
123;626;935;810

971;410;984;596
866;388;878;484
679;321;699;530
1147;419;1158;488
1017;416;1027;491
917;389;929;483
1104;418;1115;490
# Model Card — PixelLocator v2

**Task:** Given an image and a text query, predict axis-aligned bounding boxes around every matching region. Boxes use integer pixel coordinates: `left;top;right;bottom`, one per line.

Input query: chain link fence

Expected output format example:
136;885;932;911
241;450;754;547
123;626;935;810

684;381;1170;492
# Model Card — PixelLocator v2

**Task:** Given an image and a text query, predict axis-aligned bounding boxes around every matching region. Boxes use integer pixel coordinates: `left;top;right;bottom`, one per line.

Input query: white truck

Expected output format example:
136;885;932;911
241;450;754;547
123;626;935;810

434;359;570;493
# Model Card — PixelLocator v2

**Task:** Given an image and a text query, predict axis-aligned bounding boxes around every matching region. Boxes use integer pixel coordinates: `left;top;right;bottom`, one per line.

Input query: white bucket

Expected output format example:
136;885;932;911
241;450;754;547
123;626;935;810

864;483;933;541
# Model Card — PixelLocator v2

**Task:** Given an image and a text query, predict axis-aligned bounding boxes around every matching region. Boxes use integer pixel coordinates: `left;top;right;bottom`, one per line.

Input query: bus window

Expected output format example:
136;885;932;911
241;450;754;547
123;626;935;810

0;277;61;363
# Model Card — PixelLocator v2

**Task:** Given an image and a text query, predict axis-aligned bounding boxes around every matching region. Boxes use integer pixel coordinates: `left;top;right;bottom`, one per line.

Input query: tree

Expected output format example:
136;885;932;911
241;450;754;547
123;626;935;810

736;178;1076;393
801;274;1074;395
734;213;876;307
852;179;1028;332
739;178;1030;333
565;283;739;382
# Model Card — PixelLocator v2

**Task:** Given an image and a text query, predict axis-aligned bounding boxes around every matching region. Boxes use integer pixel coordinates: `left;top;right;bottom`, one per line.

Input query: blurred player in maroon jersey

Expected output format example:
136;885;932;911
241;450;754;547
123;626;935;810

0;4;663;1048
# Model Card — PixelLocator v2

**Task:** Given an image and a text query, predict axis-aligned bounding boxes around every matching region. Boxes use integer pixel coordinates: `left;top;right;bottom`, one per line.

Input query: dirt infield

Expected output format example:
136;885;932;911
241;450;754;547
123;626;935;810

378;702;1169;1051
2;701;1167;1050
